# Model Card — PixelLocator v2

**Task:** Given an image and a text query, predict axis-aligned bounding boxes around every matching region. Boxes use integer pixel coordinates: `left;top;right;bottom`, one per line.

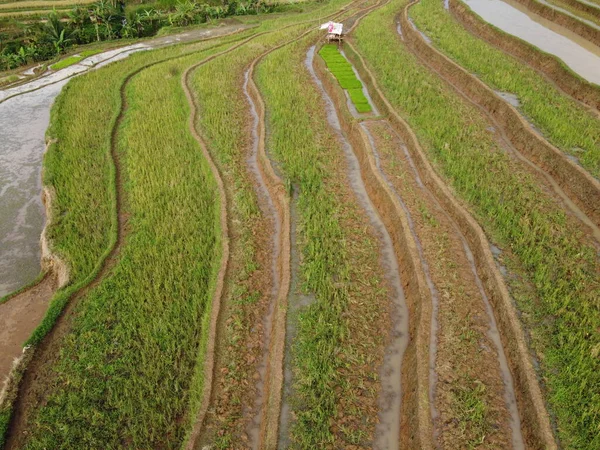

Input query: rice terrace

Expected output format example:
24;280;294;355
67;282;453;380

0;0;599;445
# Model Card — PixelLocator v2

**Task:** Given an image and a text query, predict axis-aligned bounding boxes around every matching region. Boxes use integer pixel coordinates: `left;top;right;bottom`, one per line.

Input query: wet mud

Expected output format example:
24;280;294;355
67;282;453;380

343;39;557;448
0;274;55;387
449;0;600;111
402;4;600;241
308;45;411;450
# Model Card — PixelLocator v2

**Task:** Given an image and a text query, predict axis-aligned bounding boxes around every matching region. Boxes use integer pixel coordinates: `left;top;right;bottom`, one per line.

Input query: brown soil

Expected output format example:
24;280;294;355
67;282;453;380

343;36;557;449
4;30;254;449
449;0;600;116
511;0;600;46
314;48;434;449
4;53;133;448
0;273;56;388
401;2;600;237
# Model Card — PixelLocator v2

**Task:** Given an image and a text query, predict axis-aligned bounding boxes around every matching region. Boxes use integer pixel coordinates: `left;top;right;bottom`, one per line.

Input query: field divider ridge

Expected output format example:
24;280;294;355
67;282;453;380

402;0;600;235
343;34;558;448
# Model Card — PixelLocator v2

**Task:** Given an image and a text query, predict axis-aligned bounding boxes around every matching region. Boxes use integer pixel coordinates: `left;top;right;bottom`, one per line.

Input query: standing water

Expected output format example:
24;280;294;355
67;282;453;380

0;45;149;297
306;46;410;450
462;0;600;85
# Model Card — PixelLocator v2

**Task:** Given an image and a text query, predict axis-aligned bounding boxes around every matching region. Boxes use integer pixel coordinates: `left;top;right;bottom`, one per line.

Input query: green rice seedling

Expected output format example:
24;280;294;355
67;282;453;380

410;0;600;178
319;43;372;112
257;33;387;447
3;0;366;446
50;50;102;70
16;41;239;448
354;0;600;447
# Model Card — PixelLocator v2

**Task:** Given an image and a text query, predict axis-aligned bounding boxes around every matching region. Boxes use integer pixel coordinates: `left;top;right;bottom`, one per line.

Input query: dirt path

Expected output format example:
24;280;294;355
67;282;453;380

343;37;557;448
402;1;600;243
449;0;600;113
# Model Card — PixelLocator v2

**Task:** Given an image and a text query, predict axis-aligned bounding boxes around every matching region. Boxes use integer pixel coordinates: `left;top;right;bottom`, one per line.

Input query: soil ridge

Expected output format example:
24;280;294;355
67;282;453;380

343;36;557;448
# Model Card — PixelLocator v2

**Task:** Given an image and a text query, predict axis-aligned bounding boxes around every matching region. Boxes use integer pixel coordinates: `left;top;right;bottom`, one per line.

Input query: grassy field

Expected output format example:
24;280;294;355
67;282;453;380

0;33;254;448
411;0;600;179
354;0;600;447
257;33;389;447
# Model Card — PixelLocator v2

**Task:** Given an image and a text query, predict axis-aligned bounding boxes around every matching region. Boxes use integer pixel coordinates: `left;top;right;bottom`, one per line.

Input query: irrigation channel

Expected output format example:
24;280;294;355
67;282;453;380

458;0;600;85
402;0;600;245
0;24;254;393
1;0;596;446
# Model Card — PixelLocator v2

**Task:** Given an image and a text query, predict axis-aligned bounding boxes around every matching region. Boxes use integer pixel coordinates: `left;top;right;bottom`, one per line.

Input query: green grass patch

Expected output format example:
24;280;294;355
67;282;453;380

319;43;372;112
50;49;102;70
355;0;600;447
18;41;238;448
410;0;600;178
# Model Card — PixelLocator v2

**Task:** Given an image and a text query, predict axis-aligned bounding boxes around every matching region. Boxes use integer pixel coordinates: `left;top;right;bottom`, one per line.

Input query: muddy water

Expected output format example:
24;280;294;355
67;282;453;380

306;46;410;450
242;69;283;448
360;122;441;442
277;193;316;450
0;45;151;298
462;0;600;84
377;122;525;448
461;237;524;449
0;82;61;297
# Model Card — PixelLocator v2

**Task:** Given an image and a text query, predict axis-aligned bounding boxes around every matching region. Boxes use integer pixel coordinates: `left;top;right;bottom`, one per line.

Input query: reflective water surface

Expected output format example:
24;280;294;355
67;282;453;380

463;0;600;85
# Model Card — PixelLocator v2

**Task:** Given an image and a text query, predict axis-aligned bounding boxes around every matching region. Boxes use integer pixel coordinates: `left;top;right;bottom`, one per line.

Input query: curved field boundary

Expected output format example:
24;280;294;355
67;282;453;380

550;0;600;19
401;1;600;234
179;4;372;446
343;37;558;448
511;0;600;46
0;32;260;448
449;0;600;112
313;43;436;449
245;55;291;450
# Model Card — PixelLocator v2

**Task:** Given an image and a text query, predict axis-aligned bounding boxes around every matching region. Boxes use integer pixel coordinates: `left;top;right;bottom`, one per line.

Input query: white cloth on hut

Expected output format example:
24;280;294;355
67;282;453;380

320;21;343;35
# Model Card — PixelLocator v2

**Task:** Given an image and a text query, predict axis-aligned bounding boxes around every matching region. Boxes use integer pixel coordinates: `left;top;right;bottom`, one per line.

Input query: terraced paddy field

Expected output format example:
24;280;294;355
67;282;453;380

0;0;599;448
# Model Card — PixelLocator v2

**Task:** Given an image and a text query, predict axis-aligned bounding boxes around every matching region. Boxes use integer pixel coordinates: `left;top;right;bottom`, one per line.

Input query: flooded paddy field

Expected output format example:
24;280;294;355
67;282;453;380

1;0;598;448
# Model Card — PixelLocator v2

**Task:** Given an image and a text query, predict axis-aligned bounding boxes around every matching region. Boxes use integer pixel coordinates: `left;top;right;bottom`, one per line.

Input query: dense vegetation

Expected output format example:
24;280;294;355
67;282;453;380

355;0;600;446
0;0;280;70
410;0;600;178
